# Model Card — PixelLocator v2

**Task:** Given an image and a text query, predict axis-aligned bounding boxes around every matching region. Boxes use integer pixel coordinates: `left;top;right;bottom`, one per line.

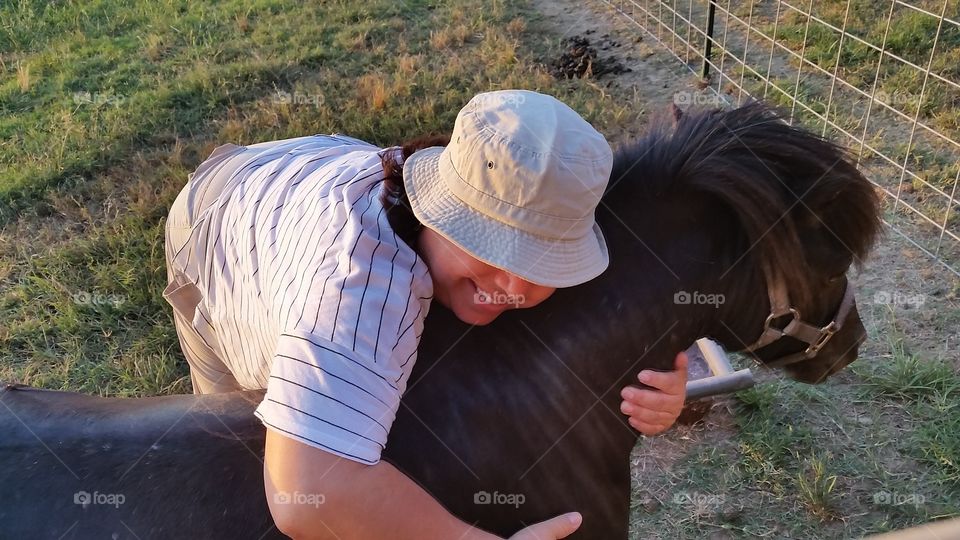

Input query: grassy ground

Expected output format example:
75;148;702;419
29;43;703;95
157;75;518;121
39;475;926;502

626;305;960;538
0;0;641;395
1;0;958;538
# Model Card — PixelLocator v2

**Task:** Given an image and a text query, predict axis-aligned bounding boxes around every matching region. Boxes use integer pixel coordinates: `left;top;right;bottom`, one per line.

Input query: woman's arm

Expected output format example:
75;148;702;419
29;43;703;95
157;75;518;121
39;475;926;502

264;429;581;540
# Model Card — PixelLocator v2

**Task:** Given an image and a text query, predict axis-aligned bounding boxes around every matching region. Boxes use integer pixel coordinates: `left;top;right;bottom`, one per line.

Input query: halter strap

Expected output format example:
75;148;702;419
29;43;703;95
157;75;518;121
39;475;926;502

743;273;856;368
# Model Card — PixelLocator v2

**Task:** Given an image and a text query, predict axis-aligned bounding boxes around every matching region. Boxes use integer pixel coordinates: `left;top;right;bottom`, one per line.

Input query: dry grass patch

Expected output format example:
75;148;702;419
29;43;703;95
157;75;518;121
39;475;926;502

357;73;389;110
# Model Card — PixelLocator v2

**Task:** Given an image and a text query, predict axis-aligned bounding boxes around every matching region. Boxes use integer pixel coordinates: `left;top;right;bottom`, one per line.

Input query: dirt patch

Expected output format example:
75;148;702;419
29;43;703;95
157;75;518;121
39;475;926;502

549;34;632;79
527;0;705;145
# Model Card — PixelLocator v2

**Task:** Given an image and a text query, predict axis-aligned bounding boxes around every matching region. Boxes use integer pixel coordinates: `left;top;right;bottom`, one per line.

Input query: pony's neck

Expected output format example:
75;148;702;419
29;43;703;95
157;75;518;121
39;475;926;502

661;193;771;358
699;256;770;354
597;190;770;386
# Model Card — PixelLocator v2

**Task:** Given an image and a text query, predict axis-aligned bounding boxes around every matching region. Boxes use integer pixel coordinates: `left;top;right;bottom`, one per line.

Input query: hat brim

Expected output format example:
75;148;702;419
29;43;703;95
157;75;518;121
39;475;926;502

402;147;609;288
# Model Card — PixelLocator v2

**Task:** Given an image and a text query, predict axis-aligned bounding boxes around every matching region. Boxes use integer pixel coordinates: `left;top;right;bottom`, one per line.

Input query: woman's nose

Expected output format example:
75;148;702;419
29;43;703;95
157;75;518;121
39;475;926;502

493;271;531;299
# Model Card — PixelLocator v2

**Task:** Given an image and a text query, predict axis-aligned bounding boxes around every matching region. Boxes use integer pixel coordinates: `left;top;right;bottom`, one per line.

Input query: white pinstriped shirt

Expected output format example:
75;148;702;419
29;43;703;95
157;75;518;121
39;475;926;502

169;134;434;464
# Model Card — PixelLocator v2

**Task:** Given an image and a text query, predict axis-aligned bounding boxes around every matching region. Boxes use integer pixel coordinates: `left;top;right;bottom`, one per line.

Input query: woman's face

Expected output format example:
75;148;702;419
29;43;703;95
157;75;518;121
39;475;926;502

416;226;556;325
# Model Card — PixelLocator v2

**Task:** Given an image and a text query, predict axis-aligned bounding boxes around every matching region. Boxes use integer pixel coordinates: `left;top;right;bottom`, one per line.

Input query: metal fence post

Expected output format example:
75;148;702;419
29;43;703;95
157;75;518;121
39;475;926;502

702;0;717;80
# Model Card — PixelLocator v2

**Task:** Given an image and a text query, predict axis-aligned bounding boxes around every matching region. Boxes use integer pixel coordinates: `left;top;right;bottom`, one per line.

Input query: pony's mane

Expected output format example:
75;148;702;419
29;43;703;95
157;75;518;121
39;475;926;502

603;101;882;307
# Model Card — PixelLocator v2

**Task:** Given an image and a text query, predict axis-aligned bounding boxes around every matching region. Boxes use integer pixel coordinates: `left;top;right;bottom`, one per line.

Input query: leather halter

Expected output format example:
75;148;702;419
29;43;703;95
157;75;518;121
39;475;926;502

742;274;856;368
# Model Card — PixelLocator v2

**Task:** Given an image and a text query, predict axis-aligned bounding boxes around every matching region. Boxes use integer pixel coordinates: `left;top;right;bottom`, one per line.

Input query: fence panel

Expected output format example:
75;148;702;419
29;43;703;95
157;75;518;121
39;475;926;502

602;0;960;277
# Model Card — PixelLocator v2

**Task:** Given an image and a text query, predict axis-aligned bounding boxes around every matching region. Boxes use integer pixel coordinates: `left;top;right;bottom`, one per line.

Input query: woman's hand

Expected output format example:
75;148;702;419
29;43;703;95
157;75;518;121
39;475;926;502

619;351;688;435
508;512;581;539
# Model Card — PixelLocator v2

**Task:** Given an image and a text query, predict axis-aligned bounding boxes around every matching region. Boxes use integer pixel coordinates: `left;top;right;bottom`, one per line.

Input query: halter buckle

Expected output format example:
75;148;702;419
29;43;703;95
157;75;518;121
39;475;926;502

805;321;839;355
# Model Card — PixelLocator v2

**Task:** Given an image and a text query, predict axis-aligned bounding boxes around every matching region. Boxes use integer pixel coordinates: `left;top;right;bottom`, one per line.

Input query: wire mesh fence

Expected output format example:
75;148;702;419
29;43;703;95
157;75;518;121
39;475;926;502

600;0;960;277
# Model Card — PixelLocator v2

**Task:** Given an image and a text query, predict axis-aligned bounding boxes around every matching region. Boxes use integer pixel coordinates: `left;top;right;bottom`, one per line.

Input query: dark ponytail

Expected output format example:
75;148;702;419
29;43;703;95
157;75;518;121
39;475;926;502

380;134;451;248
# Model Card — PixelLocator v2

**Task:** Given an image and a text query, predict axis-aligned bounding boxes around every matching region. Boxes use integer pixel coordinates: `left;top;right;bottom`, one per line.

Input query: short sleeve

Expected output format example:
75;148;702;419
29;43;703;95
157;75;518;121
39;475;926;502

253;182;432;464
254;330;408;464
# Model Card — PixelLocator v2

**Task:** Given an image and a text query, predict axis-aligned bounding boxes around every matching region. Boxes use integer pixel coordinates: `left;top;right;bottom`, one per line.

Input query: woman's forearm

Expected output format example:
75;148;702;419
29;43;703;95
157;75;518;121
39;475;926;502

323;460;499;540
264;429;501;540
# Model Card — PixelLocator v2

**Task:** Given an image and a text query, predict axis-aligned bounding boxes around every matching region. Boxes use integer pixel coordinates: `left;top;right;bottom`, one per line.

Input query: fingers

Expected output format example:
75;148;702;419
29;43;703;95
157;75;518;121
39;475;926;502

525;512;582;539
620;400;676;423
621;387;678;412
637;355;688;395
620;389;683;436
638;369;687;394
675;350;689;370
618;351;690;436
622;383;685;409
628;416;667;436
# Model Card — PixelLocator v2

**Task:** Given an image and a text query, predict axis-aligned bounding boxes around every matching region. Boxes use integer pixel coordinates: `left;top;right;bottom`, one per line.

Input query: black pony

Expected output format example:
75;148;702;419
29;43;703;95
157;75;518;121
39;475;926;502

0;102;881;539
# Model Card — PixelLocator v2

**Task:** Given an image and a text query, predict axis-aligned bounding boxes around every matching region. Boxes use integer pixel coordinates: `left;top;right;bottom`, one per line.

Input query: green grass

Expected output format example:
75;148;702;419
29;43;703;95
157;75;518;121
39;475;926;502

626;293;959;538
627;341;960;537
2;0;959;538
796;453;840;520
855;325;960;487
0;0;638;394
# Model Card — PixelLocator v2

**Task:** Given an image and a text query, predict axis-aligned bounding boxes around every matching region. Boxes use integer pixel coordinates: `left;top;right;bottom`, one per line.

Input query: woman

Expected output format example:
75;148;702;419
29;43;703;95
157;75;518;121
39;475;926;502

163;89;688;539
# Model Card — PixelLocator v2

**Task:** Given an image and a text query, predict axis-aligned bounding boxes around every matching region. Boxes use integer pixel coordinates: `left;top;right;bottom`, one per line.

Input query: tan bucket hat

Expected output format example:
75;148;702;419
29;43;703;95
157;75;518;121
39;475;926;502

402;89;613;288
